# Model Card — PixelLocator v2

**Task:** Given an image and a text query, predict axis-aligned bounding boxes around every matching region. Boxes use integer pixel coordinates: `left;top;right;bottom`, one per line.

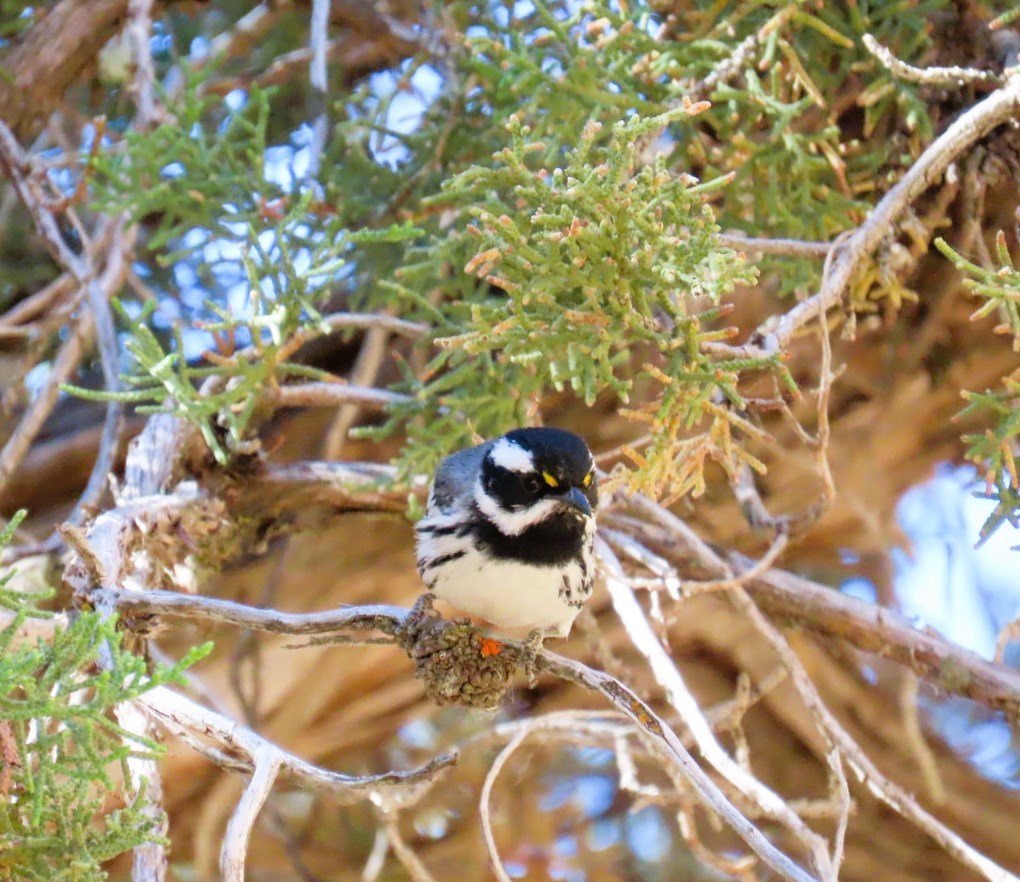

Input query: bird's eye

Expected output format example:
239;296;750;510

522;475;542;494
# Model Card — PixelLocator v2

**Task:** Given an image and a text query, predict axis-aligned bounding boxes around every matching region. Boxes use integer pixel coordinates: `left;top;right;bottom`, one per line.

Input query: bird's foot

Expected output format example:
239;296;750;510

409;592;435;619
521;628;546;687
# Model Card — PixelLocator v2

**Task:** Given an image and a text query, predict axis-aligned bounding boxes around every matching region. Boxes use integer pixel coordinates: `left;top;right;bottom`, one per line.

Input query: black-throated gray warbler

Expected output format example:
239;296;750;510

415;427;598;639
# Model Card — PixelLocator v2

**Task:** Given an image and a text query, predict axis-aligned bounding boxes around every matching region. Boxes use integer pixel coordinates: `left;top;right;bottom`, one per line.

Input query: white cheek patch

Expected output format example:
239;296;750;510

474;479;560;536
489;438;535;474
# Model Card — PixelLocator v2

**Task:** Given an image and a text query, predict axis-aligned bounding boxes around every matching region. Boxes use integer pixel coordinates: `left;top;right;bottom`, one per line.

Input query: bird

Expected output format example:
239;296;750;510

415;427;598;640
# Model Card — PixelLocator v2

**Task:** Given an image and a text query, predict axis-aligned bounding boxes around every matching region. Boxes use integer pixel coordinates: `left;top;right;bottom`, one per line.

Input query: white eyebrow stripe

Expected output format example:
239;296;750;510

489;438;535;474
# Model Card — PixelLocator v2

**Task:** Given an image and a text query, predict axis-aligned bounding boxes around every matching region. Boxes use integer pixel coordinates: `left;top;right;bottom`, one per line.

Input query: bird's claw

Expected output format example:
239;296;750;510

521;628;546;687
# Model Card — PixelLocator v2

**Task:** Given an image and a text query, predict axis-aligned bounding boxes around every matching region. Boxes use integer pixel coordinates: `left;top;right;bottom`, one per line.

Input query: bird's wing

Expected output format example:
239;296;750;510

428;440;492;513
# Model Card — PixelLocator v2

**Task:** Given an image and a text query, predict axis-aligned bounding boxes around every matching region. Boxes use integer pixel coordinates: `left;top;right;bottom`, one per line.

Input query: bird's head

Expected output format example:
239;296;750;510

475;427;597;536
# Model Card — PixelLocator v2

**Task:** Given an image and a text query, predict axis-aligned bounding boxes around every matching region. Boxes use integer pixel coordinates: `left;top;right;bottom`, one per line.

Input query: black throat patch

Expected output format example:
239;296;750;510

470;505;587;567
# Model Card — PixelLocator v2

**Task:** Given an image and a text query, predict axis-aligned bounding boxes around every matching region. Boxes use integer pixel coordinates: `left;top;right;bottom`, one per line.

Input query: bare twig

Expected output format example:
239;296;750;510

995;615;1020;664
274;382;413;411
716;232;832;258
274;311;428;363
0;309;94;496
221;746;282;882
383;813;439;882
899;673;946;805
0;122;133;512
199;38;349;97
0;272;75;327
114;699;169;882
618;499;1020;882
828;749;850;876
138;684;457;800
812;250;836;514
678;802;758;881
863;34;1002;87
599;526;681;600
680;529;789;596
0;119;85;274
361;828;389;882
607;506;1020;716
732;462;785;529
307;0;330;181
318;311;430;338
323;323;392;458
127;0;160;126
534;649;821;882
64;223;136;529
684;6;798;99
479;729;527;882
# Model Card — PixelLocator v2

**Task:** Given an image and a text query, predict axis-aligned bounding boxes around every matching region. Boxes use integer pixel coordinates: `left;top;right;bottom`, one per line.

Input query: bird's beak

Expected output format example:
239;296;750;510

560;486;593;517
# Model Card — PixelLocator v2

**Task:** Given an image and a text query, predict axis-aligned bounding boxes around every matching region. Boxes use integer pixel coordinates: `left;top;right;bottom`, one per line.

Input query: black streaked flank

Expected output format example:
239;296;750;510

416;522;473;538
419;550;467;570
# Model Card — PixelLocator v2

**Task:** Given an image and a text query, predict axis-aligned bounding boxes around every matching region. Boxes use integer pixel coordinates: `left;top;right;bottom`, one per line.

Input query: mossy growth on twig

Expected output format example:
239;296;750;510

400;596;526;710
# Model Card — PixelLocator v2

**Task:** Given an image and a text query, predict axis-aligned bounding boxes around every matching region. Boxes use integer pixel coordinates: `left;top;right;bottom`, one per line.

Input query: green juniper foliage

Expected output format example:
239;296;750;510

0;514;210;882
371;107;783;499
936;235;1020;542
79;0;1017;507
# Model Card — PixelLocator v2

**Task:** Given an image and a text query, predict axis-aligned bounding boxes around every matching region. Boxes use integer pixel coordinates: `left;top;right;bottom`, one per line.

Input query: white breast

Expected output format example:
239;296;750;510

430;546;582;636
416;511;595;638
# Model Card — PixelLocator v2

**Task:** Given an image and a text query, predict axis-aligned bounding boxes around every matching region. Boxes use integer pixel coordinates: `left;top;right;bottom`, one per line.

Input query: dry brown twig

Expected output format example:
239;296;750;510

614;498;1019;882
715;232;832;258
995;616;1020;664
899;672;946;806
596;538;835;880
0;121;135;530
323;322;394;457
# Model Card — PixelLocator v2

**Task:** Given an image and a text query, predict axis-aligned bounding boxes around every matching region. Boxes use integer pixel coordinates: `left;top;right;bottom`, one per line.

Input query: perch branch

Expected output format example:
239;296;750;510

100;587;822;882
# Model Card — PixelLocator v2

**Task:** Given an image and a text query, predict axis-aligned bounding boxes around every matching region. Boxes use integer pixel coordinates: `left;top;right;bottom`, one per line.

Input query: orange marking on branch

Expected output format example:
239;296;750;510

479;637;503;658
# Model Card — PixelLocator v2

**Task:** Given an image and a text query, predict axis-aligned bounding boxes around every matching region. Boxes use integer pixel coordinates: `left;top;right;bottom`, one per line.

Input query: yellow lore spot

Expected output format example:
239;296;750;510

582;472;594;488
542;472;559;487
